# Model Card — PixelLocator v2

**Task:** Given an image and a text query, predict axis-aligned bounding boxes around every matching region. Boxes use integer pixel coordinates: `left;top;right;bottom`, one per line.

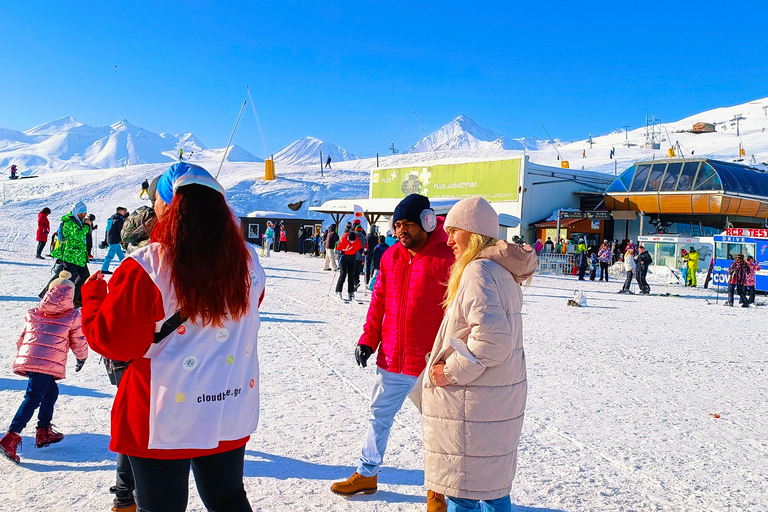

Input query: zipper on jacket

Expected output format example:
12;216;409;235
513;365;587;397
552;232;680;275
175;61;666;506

398;254;414;372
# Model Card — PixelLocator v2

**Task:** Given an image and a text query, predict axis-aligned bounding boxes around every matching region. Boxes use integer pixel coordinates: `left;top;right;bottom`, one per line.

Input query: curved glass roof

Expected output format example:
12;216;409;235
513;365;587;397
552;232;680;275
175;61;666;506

605;159;768;196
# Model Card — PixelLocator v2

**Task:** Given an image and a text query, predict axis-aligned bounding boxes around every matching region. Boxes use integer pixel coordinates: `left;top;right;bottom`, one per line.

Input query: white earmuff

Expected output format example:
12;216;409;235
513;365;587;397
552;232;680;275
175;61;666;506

420;209;437;233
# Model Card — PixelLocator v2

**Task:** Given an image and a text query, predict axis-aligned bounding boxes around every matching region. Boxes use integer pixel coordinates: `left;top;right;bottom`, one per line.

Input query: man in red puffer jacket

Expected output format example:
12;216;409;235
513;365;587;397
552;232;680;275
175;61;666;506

331;194;455;509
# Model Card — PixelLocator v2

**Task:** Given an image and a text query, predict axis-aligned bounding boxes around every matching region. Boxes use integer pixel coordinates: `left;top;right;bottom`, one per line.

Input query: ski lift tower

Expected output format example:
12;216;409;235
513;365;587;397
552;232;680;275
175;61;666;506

645;114;661;150
730;114;745;137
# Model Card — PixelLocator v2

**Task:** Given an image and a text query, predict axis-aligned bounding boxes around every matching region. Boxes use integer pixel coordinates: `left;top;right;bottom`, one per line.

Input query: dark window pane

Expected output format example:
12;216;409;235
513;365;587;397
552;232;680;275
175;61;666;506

694;163;721;191
630;164;652;192
607;166;635;192
660;162;682;191
645;163;667;191
676;161;700;191
716;165;742;193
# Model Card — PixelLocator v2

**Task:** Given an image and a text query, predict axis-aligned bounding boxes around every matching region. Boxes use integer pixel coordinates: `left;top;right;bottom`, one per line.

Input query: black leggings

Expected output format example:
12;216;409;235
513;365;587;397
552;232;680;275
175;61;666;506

336;254;356;294
622;270;634;291
599;261;609;281
129;445;252;512
36;241;46;257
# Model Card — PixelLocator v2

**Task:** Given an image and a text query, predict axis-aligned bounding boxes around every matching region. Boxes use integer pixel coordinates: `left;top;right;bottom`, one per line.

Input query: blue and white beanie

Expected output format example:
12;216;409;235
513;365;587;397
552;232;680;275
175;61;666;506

155;162;225;204
72;200;87;216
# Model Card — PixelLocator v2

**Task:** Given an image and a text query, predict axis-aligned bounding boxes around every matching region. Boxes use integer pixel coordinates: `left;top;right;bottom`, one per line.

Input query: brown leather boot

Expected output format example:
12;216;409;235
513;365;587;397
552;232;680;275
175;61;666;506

330;472;377;496
427;490;447;512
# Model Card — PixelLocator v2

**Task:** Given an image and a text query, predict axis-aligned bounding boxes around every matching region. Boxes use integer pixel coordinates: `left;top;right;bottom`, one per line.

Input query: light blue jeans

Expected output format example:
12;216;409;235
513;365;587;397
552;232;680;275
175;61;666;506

101;243;125;271
357;367;418;477
447;496;512;512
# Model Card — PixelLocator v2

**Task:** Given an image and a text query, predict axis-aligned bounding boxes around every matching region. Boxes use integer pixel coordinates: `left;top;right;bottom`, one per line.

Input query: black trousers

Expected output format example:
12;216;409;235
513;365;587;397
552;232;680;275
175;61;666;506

599;261;609;281
36;241;46;258
129;445;252;512
110;453;135;503
365;256;374;284
636;267;650;292
727;284;748;306
336;254;357;294
747;285;756;304
622;270;634;291
578;265;587;280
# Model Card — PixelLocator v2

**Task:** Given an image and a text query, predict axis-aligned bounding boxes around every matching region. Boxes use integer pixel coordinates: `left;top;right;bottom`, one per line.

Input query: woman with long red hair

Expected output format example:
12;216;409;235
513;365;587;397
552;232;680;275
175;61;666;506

82;162;266;512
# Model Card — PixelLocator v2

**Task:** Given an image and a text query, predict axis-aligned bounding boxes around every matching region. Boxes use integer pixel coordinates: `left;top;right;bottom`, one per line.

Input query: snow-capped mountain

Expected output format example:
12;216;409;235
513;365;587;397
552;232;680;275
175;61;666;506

406;114;531;153
24;115;83;141
274;136;358;166
0;117;260;173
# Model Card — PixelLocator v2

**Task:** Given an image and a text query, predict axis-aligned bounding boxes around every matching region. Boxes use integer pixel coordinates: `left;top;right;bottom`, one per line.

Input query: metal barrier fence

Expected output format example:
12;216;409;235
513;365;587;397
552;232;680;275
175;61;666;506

536;253;577;275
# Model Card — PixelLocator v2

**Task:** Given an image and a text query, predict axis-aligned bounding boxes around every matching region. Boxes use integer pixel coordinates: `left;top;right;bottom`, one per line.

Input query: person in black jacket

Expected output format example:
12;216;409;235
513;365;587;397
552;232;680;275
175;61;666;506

635;245;653;294
577;248;588;281
100;207;129;274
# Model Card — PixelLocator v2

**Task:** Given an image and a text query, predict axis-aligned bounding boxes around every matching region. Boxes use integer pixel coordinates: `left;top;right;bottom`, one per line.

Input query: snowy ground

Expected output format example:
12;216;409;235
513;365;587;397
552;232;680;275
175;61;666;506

0;153;766;510
0;239;766;510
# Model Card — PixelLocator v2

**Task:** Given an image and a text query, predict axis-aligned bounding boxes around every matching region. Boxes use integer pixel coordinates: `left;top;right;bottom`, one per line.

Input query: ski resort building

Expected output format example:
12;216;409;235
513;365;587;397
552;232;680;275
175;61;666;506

312;156;616;243
604;158;768;241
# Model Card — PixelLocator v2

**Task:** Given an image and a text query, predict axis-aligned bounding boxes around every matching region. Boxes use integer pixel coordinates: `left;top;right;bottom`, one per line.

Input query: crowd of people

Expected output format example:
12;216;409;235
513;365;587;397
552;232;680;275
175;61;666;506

3;172;542;512
6;166;765;510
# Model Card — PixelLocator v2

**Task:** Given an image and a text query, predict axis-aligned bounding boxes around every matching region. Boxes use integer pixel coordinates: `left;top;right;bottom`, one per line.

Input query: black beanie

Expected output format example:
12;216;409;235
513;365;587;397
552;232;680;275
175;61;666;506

392;194;431;230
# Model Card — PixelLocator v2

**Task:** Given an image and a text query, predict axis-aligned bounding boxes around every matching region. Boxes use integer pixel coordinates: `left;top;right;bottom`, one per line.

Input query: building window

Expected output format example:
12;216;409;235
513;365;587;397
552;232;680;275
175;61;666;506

248;224;260;239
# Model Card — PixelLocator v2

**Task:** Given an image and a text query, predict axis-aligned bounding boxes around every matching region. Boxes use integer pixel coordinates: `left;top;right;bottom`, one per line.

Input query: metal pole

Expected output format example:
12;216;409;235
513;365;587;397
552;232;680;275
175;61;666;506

216;100;247;179
246;86;269;159
555;209;561;247
377;153;379;167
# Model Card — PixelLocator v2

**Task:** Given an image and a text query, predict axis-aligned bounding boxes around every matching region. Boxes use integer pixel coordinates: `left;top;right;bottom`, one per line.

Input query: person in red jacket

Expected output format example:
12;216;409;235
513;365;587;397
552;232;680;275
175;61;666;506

81;162;266;511
331;194;455;510
36;207;51;259
335;230;363;300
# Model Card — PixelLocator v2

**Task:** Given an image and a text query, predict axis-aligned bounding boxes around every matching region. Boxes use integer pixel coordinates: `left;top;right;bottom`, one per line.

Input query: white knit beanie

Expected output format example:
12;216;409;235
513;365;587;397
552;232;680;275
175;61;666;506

48;270;75;290
444;196;499;239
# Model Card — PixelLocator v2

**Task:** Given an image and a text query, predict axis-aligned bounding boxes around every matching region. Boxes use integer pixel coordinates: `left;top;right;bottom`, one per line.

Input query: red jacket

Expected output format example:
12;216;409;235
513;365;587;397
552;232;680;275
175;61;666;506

81;255;264;459
358;217;454;376
37;211;50;243
336;233;362;256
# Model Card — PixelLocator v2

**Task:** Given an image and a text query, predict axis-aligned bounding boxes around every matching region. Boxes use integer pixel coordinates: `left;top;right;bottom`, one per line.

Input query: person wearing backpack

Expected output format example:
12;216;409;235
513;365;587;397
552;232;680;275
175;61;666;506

45;201;91;307
101;207;129;274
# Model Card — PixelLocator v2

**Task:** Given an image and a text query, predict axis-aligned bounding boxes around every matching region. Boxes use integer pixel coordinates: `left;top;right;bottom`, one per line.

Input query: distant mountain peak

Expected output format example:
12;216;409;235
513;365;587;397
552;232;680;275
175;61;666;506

406;115;515;153
274;137;357;166
24;116;82;137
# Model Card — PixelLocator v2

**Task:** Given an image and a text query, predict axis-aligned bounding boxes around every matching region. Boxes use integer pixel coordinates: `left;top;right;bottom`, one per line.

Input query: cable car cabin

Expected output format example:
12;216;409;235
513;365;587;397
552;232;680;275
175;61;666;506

712;228;768;291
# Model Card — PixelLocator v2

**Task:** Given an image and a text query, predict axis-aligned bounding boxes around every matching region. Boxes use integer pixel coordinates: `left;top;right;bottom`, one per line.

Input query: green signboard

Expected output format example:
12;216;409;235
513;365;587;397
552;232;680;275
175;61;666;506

370;159;521;201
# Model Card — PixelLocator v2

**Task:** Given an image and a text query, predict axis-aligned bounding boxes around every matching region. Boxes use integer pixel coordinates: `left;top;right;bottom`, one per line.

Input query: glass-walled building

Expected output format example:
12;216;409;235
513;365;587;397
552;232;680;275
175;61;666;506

605;158;768;227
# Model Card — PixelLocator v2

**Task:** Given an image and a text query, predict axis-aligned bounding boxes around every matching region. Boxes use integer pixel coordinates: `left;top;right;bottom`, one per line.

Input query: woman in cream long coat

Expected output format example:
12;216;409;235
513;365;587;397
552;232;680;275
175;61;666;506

422;196;537;512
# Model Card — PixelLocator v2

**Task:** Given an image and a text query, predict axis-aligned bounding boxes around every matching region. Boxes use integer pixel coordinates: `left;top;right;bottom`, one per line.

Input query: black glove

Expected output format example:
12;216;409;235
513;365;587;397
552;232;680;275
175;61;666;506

355;345;374;368
75;358;86;372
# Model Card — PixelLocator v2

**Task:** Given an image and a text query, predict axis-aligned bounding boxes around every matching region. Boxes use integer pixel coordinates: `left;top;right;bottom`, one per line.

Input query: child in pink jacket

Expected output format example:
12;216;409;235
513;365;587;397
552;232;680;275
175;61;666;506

0;271;88;464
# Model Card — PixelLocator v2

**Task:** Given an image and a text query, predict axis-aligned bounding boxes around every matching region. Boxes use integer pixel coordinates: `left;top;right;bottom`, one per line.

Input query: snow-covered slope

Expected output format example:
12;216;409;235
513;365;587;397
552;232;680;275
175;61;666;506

274;136;358;166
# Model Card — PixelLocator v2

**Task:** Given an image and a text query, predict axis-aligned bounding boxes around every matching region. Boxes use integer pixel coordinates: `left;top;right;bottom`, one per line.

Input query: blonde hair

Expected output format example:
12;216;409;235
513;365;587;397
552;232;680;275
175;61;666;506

444;232;498;307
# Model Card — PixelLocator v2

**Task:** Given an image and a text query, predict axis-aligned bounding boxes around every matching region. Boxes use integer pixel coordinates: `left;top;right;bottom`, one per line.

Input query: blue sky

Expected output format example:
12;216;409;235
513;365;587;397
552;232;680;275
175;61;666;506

1;1;766;158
